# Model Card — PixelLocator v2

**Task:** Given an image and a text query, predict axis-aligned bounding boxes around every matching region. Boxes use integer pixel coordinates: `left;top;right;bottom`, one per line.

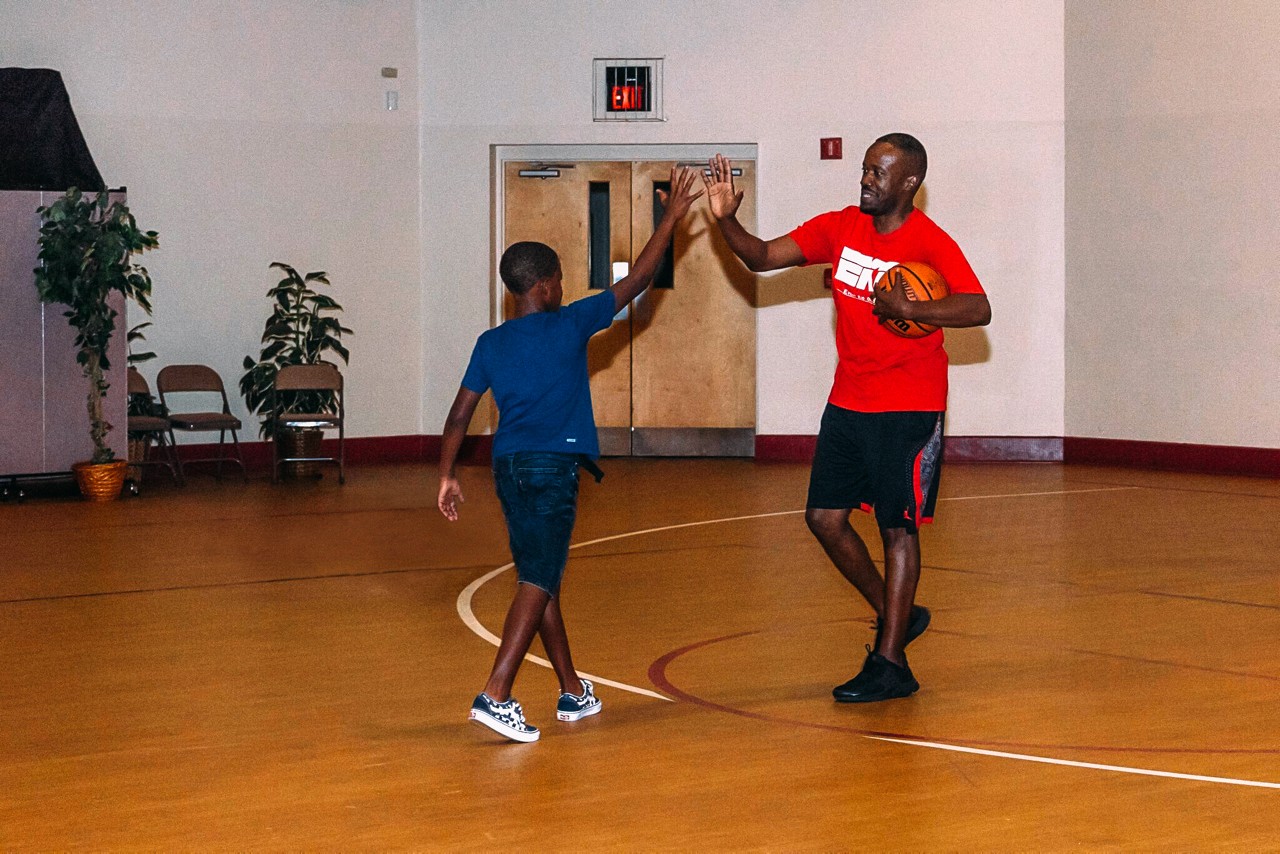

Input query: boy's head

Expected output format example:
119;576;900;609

500;241;561;296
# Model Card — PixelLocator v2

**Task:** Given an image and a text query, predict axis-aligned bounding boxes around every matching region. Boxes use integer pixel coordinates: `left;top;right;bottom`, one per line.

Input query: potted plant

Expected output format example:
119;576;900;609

240;262;351;477
35;188;158;501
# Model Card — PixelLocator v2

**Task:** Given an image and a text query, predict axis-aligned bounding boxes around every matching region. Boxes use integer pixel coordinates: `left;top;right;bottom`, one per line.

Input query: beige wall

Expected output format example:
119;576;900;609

1;0;422;439
1065;0;1280;447
422;0;1066;438
6;1;1068;444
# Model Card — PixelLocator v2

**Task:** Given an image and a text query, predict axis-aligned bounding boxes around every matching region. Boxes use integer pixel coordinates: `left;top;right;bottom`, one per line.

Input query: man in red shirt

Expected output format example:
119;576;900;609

705;134;991;702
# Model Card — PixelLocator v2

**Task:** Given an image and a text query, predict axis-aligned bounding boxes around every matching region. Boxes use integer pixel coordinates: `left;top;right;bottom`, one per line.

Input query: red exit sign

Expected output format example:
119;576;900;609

610;85;645;111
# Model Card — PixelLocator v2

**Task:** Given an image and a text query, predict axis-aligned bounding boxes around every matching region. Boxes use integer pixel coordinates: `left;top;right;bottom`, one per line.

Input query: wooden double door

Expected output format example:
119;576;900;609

502;160;757;456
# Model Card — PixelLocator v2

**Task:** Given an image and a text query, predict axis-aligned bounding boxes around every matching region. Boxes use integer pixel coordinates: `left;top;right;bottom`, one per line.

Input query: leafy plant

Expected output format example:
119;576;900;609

126;322;167;436
35;189;158;464
240;262;351;439
127;321;157;366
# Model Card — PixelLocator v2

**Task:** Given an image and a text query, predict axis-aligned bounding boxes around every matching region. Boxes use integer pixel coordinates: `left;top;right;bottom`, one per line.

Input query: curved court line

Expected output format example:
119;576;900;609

457;562;673;701
455;488;1139;702
648;631;1280;756
456;510;802;702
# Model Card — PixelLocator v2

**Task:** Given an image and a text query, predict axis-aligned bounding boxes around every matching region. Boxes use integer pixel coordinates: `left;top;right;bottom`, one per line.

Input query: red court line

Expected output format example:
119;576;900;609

648;630;1280;756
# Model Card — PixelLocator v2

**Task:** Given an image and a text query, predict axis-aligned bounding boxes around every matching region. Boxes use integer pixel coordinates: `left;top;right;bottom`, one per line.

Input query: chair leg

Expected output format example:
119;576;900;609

157;432;180;484
338;425;345;485
271;433;280;484
169;429;186;486
230;429;248;483
215;429;226;481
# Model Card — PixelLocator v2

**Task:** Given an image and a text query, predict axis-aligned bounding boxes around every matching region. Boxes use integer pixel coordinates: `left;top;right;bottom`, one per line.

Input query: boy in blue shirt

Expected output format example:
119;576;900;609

438;166;703;742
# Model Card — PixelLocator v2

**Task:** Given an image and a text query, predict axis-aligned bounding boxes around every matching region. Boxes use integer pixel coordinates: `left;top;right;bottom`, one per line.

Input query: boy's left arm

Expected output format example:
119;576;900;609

610;166;704;312
438;386;484;521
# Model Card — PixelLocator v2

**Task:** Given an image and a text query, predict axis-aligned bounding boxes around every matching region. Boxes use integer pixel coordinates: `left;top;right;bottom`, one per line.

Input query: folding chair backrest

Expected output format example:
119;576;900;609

158;364;227;395
275;363;342;393
127;366;151;396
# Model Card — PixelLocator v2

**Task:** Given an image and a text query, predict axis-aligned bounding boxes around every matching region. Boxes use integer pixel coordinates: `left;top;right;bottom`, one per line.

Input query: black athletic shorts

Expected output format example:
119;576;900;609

806;404;944;532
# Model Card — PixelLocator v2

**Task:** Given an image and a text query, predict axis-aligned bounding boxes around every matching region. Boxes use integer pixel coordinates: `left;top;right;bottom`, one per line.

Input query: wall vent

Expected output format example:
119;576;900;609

593;58;664;122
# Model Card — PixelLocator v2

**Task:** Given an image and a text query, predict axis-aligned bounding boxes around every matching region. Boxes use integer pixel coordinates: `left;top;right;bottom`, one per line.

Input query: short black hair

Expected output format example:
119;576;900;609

876;132;927;182
499;241;560;295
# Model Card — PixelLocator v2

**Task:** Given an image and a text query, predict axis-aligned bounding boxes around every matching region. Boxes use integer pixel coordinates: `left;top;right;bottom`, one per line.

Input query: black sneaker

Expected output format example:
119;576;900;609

873;604;931;649
832;647;920;703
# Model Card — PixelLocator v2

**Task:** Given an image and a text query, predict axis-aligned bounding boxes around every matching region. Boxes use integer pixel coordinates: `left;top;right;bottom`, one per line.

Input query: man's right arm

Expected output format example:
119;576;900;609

704;154;807;273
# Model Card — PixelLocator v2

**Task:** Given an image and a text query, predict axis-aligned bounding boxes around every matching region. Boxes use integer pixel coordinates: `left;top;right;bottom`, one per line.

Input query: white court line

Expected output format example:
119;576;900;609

943;486;1139;502
455;484;1280;789
866;737;1280;789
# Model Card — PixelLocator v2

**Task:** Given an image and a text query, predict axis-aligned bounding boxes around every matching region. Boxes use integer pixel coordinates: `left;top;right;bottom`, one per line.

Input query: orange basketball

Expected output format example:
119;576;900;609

878;262;950;338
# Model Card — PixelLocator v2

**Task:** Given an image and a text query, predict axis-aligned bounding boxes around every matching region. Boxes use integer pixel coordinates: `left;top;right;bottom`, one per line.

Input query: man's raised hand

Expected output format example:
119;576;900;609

702;153;744;220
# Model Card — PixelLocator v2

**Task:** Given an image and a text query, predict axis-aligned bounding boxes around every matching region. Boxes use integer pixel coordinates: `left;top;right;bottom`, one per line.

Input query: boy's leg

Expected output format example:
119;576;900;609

483;581;551;702
538;595;584;697
485;452;580;702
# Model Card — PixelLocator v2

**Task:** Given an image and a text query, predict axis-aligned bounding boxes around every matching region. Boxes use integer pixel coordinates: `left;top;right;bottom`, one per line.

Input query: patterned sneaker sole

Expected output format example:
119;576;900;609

556;700;602;722
469;708;540;742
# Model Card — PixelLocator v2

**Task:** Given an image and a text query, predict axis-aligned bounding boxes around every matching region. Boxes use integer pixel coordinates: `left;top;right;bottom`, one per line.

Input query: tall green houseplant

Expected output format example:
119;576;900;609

241;262;351;438
34;189;159;465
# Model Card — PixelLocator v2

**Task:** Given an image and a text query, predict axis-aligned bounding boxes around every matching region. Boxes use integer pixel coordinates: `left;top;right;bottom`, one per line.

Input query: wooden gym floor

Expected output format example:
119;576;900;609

1;458;1278;850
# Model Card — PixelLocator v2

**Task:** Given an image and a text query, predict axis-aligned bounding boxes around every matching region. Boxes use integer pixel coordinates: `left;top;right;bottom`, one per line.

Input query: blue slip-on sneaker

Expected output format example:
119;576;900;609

469;693;540;742
556;678;603;722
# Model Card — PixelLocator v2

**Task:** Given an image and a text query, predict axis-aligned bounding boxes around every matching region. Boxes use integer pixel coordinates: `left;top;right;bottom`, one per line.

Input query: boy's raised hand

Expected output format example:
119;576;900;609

702;153;743;220
656;165;704;221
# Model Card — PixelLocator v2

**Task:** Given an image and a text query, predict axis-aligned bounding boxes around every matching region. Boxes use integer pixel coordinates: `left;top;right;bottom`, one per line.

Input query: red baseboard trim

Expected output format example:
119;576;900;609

754;435;1063;463
171;433;1278;478
172;434;493;472
1064;437;1280;478
753;435;818;462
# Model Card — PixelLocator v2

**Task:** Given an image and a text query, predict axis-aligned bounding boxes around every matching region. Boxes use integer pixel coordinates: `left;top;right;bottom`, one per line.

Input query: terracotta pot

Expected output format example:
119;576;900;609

72;460;129;501
278;428;323;479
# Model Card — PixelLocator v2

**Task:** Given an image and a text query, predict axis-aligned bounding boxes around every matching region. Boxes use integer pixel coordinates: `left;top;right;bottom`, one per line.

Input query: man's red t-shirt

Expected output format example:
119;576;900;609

790;206;984;412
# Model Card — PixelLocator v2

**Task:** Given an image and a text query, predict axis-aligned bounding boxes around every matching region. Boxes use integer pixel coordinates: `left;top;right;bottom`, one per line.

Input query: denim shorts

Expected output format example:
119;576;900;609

493;452;580;596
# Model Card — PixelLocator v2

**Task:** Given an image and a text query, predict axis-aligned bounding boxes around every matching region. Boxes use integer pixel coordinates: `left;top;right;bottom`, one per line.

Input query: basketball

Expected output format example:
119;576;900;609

877;261;950;338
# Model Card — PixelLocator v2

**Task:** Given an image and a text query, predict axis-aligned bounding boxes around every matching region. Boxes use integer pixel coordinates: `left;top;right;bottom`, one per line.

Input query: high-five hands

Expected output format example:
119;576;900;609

702;154;744;220
656;165;705;220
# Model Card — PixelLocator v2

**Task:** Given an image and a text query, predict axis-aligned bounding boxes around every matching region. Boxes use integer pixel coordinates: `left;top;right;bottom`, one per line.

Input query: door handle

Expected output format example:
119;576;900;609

676;161;742;177
613;262;630;319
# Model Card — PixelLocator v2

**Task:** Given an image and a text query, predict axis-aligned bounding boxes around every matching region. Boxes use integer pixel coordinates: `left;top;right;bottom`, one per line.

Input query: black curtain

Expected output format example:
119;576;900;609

0;68;105;191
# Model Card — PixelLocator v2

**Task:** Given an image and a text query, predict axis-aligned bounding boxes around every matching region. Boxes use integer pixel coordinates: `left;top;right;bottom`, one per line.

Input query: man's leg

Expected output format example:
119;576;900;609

537;594;584;696
805;507;886;616
874;527;921;666
483;581;551;701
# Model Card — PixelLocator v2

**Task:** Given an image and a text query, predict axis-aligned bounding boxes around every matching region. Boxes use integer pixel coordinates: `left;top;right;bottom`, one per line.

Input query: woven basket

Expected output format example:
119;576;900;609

72;460;129;501
127;437;150;482
279;428;323;479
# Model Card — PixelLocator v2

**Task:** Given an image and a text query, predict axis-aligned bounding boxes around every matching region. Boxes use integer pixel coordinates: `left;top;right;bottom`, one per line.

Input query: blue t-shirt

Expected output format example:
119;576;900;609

461;290;617;459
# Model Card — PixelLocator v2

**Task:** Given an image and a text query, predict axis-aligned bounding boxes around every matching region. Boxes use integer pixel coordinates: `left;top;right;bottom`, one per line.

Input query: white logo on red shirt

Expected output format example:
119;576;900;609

833;247;897;305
